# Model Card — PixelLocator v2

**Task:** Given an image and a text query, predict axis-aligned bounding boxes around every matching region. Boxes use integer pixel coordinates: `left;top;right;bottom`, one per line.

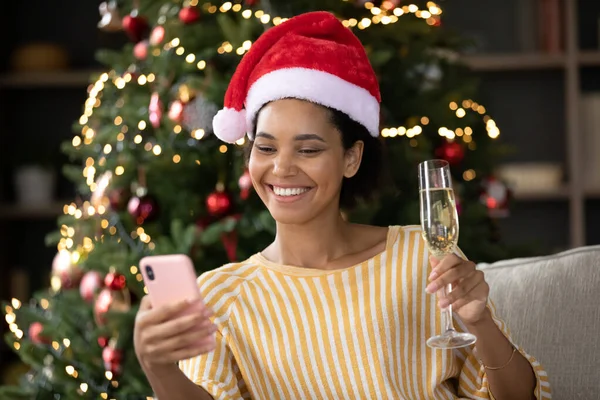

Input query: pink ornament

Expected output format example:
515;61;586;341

168;100;184;122
238;170;252;200
133;40;148;60
179;7;201;24
381;0;400;10
480;176;511;218
80;271;104;303
150;26;165;45
29;322;51;345
149;92;163;128
103;345;123;375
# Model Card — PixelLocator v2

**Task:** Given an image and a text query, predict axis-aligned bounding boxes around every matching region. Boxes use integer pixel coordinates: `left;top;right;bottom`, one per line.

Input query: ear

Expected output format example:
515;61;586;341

343;140;364;178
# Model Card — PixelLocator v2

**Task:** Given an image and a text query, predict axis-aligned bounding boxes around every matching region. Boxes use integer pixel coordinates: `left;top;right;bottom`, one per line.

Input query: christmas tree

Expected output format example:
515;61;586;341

2;0;510;398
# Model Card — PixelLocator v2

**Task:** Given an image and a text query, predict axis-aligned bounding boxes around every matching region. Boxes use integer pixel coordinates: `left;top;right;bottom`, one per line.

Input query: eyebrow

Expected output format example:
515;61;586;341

255;132;326;142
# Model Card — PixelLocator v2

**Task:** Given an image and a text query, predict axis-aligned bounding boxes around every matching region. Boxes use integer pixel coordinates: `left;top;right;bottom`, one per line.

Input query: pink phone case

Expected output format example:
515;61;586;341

139;254;203;309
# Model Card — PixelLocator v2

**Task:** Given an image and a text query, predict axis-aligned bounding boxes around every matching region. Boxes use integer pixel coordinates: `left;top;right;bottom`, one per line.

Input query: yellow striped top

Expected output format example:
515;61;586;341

179;225;551;399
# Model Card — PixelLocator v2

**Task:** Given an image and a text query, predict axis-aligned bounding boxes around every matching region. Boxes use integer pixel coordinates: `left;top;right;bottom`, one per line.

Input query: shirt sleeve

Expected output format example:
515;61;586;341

178;329;249;400
455;300;552;399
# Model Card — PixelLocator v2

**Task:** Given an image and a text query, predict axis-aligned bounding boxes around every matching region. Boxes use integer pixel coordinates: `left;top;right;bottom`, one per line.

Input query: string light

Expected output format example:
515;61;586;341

343;1;442;29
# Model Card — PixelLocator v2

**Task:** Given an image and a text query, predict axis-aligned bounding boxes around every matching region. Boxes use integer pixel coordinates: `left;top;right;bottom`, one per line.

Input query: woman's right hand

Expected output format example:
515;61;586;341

134;295;218;369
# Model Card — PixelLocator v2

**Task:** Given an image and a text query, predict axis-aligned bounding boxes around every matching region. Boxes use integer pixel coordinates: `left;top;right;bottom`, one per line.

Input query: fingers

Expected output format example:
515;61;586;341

427;258;476;294
146;320;218;358
146;308;215;343
437;270;485;309
139;298;204;327
166;337;218;364
428;253;463;277
139;295;153;311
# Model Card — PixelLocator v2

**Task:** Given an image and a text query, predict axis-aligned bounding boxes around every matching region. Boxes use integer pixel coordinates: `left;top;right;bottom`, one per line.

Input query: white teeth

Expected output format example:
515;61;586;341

273;186;309;196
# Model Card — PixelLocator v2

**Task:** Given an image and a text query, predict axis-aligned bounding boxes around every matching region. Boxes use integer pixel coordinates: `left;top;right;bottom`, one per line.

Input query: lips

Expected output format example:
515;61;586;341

272;186;310;196
266;184;313;201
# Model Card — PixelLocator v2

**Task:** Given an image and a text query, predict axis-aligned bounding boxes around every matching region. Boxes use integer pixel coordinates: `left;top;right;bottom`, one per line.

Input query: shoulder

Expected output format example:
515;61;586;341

196;259;261;315
389;224;423;245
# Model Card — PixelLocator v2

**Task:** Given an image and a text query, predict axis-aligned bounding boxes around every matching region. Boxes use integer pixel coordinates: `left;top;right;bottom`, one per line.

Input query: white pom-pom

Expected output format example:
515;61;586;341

212;107;248;143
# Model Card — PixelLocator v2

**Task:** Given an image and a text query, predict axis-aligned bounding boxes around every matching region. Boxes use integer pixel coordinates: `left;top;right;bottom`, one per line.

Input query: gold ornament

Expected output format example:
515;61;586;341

50;250;82;292
91;171;113;209
98;1;122;32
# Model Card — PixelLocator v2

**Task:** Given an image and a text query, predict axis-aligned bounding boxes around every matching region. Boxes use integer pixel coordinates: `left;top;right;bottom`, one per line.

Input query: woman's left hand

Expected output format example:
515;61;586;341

426;254;489;325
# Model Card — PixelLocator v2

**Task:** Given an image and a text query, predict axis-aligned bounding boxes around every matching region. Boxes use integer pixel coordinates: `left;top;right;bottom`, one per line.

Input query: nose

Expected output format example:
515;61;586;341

272;152;297;177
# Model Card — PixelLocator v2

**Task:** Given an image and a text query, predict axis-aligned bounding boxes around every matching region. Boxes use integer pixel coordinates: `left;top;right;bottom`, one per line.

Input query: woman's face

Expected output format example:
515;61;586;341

248;99;363;225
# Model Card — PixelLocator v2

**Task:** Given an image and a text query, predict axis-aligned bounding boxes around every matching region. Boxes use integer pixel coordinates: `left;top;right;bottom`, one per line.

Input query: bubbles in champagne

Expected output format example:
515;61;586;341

420;188;459;257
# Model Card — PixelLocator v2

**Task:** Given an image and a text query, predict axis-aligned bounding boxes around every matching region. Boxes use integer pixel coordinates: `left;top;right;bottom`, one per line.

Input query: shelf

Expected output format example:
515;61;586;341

0;70;100;88
578;50;600;67
0;202;65;220
585;189;600;199
462;53;566;71
512;187;571;201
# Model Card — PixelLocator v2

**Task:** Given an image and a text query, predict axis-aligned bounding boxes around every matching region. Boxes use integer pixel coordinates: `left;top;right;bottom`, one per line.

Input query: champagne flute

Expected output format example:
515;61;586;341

418;159;477;349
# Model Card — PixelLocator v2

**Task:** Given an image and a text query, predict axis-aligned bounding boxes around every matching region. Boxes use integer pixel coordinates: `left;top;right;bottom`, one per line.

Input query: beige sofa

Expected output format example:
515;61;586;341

478;245;600;399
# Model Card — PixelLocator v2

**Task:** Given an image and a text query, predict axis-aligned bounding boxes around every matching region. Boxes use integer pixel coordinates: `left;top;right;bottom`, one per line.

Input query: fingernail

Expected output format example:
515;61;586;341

426;283;437;294
438;299;449;309
428;270;438;281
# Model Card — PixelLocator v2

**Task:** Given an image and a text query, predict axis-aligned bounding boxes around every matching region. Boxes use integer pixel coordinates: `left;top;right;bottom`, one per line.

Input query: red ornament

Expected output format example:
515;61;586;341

244;0;259;5
133;40;148;60
29;322;50;345
108;187;130;211
98;336;109;348
435;141;465;166
238;170;252;200
480;176;511;218
150;26;165;45
128;195;159;224
80;271;104;303
206;191;233;216
179;7;201;24
102;345;123;375
168;100;184;123
149;92;163;128
104;272;126;291
122;13;149;43
221;214;242;262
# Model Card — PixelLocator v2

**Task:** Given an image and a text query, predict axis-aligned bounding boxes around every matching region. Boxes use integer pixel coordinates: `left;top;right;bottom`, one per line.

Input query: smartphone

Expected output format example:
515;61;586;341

139;254;204;311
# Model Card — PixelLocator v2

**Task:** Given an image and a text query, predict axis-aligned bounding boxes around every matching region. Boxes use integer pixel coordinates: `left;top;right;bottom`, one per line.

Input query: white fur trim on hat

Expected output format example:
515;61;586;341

245;67;380;139
213;107;248;143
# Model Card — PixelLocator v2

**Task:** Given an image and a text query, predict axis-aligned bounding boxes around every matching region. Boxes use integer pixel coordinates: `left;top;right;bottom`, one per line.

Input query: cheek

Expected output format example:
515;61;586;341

247;155;264;189
304;158;345;187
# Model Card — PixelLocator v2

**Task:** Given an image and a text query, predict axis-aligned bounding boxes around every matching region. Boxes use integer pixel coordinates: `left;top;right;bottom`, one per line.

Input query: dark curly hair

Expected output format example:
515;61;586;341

245;101;385;210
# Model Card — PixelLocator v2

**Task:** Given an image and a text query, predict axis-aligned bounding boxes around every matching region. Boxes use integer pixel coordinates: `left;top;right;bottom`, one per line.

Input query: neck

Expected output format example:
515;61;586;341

270;210;353;270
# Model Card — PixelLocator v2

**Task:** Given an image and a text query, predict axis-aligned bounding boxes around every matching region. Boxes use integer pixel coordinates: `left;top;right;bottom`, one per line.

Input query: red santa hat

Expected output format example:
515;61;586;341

212;11;381;143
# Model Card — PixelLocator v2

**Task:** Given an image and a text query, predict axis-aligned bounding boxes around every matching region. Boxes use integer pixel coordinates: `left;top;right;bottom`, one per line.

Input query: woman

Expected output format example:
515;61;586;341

133;11;550;400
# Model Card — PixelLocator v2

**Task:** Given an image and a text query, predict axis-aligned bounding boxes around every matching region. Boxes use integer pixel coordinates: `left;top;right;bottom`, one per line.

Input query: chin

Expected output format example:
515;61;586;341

268;207;319;226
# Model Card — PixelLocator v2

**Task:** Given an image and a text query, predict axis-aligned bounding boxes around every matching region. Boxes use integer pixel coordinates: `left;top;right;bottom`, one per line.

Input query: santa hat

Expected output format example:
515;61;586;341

212;11;381;143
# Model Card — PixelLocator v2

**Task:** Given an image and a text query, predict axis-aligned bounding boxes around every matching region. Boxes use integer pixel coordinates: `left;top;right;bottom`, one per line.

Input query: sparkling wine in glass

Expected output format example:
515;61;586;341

419;159;477;349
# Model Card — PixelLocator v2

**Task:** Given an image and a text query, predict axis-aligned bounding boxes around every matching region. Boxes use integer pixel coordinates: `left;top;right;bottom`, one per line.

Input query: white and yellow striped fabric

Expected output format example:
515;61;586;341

179;225;551;399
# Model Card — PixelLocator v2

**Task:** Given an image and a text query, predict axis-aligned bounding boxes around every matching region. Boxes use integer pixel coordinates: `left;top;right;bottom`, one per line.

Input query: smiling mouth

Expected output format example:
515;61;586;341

268;185;312;197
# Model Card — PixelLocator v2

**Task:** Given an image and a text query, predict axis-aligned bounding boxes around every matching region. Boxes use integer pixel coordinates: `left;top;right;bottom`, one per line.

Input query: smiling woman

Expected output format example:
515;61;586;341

244;99;384;212
134;11;550;400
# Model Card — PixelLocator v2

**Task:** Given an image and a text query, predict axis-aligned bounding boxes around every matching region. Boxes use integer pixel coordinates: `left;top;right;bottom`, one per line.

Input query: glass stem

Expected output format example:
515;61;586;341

442;283;455;333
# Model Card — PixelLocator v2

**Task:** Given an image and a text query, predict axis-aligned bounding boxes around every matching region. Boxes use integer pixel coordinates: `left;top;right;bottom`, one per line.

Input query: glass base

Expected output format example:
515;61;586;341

427;330;477;349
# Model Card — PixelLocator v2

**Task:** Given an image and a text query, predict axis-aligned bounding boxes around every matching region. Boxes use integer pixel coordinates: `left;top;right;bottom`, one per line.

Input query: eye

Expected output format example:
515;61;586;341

255;145;275;154
299;148;322;155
